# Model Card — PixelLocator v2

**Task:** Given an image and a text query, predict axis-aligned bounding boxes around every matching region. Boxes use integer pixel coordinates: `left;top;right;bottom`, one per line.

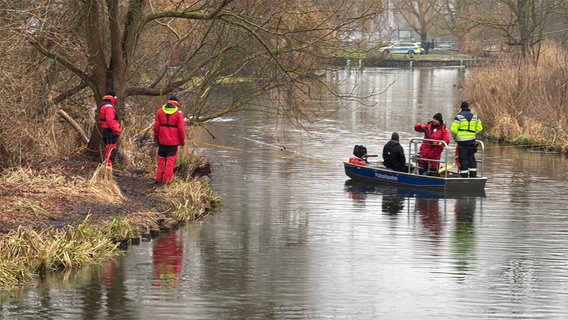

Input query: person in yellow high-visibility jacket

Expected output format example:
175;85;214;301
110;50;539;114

451;101;483;177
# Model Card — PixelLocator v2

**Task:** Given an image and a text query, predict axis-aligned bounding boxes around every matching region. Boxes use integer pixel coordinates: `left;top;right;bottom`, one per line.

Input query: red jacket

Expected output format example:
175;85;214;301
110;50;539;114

414;121;450;169
98;96;121;136
154;104;186;146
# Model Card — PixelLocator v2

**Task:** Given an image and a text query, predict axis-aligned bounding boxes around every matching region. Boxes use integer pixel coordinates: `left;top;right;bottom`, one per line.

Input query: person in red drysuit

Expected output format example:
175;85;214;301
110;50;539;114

98;90;121;168
154;95;186;184
414;113;450;175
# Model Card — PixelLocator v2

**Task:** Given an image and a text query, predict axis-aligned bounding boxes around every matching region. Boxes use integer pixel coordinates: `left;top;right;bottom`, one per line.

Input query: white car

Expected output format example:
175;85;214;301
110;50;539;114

379;43;423;56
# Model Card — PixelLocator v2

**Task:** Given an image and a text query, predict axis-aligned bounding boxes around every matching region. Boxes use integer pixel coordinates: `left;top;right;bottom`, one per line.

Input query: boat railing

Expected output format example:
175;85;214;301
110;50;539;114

407;138;485;178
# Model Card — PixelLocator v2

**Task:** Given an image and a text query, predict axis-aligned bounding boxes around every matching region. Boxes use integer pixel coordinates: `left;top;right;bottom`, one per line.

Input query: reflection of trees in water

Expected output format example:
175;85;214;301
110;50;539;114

382;195;405;214
452;197;477;278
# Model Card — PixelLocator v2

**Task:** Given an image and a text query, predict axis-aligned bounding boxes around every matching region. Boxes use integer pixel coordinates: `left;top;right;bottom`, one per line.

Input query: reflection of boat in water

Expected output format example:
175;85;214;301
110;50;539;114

344;138;487;198
344;179;448;199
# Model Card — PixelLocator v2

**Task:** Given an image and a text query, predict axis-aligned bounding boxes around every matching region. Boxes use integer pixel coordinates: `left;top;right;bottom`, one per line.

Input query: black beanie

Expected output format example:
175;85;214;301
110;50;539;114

168;95;179;102
391;132;399;141
461;101;470;110
106;89;117;97
433;113;443;124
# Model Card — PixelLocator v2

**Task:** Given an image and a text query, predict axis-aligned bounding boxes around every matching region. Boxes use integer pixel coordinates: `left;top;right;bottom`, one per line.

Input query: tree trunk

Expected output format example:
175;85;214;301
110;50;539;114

86;123;105;161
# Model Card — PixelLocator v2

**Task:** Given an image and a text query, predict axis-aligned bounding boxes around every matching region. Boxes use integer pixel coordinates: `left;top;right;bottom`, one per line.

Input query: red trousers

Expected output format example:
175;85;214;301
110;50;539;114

155;154;178;184
104;144;117;167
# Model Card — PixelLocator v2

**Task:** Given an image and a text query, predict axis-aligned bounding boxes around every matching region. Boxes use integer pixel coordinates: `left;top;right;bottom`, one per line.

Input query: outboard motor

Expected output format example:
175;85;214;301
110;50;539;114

353;145;367;161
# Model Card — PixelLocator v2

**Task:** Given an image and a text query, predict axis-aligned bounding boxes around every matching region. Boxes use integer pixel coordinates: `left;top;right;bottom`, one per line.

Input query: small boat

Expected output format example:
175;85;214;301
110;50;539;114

344;138;487;197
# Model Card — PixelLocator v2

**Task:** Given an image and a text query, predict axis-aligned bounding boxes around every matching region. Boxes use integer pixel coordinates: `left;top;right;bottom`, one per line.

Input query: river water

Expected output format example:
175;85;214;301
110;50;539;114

3;68;568;319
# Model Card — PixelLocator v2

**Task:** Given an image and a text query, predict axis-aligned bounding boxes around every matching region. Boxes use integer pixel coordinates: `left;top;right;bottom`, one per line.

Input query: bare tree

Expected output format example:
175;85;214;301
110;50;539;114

501;0;563;60
391;0;446;45
444;0;565;60
442;0;477;45
1;0;383;161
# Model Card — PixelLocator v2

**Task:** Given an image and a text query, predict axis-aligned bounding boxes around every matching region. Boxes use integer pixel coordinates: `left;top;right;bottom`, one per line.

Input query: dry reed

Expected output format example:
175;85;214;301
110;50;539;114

88;164;126;203
158;178;222;223
0;215;119;290
462;41;568;150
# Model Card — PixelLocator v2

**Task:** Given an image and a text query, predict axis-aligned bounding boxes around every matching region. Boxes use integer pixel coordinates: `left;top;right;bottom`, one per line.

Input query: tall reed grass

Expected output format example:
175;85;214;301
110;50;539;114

159;178;222;223
0;215;119;289
461;41;568;151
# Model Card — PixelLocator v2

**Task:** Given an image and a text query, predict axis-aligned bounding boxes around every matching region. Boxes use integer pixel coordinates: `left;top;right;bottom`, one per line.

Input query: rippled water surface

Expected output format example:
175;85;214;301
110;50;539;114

3;68;568;319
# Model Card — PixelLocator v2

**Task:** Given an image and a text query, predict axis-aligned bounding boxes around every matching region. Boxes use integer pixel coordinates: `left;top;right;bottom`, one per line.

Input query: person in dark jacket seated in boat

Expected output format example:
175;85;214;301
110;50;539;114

382;132;410;172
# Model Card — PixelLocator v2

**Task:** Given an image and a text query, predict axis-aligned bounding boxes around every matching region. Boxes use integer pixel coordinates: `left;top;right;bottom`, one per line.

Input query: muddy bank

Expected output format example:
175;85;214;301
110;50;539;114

0;155;173;234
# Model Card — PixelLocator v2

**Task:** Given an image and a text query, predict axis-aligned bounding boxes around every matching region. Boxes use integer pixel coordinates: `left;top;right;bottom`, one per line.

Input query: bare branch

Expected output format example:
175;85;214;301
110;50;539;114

29;40;96;90
57;109;89;144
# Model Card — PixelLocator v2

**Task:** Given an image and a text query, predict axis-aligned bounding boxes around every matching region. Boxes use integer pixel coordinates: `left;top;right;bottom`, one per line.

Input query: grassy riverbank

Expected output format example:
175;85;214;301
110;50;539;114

0;154;221;290
461;42;568;152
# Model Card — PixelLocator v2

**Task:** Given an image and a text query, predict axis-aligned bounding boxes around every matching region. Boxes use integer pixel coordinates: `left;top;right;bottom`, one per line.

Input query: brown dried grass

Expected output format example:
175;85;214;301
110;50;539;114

158;178;222;223
0;159;221;289
88;165;126;204
0;216;119;289
462;41;568;149
0;165;126;206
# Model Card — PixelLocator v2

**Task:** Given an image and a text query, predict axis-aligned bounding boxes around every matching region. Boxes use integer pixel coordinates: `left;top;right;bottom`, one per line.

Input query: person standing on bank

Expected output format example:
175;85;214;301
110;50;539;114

154;95;186;184
383;132;408;172
451;101;483;177
414;113;450;175
98;90;121;168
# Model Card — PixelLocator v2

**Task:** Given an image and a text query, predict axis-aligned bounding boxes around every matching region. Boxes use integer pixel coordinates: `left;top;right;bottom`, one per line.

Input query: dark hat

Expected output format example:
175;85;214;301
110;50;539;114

433;112;443;123
106;89;117;97
460;101;470;110
391;132;399;141
168;95;179;102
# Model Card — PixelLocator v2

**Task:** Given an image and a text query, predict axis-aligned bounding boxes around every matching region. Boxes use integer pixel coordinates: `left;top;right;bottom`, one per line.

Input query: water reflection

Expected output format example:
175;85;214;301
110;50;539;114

382;193;406;215
10;257;141;319
343;178;487;274
152;231;184;289
417;198;443;241
344;180;411;213
344;179;368;207
94;259;137;319
452;197;478;279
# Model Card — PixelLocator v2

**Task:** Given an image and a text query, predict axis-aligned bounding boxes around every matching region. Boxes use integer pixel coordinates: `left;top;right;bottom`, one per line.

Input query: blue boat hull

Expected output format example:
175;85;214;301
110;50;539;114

344;162;486;197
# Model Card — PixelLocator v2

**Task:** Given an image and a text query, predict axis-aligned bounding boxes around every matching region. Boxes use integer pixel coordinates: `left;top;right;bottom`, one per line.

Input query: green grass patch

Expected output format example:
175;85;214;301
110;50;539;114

104;216;138;242
0;215;121;290
514;135;532;145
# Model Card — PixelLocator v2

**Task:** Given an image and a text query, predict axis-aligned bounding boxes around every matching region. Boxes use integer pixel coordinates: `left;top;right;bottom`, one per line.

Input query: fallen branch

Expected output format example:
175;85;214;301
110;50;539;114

57;109;89;144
